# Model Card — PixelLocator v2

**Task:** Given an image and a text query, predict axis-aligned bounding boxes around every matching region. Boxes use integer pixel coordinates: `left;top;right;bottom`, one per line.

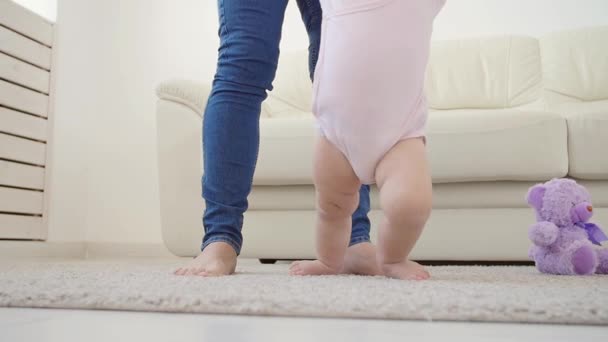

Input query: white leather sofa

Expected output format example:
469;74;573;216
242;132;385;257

155;26;608;261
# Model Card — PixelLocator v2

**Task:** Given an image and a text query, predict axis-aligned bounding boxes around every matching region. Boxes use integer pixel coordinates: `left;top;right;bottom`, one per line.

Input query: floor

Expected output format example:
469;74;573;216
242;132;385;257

2;308;607;342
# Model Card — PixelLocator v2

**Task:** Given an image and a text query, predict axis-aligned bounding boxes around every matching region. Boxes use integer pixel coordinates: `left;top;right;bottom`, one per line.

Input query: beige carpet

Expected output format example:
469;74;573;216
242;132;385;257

1;260;607;325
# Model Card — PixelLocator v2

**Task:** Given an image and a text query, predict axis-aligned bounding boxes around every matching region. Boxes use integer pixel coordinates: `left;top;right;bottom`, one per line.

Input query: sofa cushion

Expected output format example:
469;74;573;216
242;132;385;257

253;109;568;185
540;26;608;102
549;100;608;179
426;36;542;110
428;109;568;183
266;37;545;116
254;117;316;185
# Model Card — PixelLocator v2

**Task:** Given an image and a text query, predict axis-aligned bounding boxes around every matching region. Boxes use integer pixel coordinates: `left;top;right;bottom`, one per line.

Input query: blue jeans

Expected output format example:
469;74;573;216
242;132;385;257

202;0;372;254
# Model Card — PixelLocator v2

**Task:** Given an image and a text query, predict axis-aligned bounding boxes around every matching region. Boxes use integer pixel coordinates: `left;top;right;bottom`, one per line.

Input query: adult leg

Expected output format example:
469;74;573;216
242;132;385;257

175;0;289;276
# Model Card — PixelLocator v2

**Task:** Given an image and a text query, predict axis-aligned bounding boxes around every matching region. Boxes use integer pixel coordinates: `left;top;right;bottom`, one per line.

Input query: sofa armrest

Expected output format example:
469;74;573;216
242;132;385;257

156;87;207;256
156;79;211;116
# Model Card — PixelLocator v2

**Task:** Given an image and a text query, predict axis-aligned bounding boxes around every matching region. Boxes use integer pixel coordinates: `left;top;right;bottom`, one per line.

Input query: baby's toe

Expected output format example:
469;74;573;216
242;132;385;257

184;267;201;276
416;270;430;280
194;268;209;276
289;263;303;275
290;269;305;276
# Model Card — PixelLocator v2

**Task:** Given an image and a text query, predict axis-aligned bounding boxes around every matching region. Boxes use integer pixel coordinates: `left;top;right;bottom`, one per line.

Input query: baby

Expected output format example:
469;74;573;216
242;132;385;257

289;0;445;280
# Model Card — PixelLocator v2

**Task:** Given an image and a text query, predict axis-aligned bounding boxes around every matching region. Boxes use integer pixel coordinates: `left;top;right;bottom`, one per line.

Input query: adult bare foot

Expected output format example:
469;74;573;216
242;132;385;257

381;259;430;280
174;242;237;277
341;242;382;276
289;260;341;276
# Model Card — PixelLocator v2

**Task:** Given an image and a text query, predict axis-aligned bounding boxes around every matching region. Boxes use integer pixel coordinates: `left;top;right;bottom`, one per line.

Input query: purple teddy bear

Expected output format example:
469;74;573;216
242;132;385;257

527;178;608;275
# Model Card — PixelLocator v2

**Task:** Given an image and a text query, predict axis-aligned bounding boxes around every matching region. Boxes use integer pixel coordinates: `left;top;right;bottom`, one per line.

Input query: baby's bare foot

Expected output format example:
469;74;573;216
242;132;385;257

289;260;341;276
174;242;237;277
341;242;382;276
381;260;430;280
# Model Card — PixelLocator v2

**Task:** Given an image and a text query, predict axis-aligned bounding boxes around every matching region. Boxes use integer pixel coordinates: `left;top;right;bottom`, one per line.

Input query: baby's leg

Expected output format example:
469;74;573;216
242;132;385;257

289;136;361;275
375;138;432;280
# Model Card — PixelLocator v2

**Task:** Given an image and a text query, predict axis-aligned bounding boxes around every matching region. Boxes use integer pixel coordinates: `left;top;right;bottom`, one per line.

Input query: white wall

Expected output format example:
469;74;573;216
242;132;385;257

50;0;608;247
11;0;57;22
434;0;608;39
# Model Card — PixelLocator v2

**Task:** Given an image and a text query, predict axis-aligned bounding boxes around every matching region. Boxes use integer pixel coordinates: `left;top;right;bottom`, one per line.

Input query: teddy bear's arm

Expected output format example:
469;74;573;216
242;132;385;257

528;221;559;247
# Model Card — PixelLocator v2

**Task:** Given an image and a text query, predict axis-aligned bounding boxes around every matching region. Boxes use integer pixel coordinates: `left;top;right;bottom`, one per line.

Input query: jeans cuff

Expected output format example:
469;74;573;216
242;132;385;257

201;236;242;255
349;236;371;247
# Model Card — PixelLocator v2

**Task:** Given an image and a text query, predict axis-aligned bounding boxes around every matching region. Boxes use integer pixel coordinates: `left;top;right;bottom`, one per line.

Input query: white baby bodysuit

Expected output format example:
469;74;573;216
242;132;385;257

313;0;445;184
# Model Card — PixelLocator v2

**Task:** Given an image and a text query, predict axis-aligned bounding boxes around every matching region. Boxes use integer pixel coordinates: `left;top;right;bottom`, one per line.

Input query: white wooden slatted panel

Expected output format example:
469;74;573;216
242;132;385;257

0;1;52;241
0;187;43;214
0;160;44;189
0;25;51;70
0;52;50;93
0;0;54;47
0;133;46;165
0;79;48;117
0;214;44;239
0;106;47;141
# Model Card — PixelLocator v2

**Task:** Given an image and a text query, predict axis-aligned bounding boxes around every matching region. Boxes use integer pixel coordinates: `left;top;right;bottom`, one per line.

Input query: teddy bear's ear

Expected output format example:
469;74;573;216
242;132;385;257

526;184;546;209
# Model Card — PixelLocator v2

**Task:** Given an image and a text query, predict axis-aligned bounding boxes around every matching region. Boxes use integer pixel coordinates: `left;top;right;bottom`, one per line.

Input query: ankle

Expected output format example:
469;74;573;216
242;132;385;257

378;256;407;267
318;259;343;273
202;241;238;258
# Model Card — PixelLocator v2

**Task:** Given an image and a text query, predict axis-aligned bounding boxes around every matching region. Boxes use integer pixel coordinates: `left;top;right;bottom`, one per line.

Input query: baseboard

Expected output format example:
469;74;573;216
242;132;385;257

0;241;176;259
85;242;176;259
0;241;87;259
